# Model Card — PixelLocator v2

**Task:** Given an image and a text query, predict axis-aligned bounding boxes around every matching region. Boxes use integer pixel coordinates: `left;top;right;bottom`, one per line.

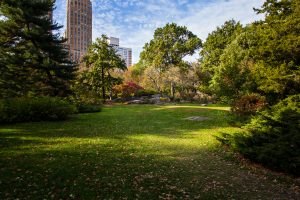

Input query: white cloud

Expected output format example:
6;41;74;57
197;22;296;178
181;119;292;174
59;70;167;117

179;0;264;40
54;0;265;64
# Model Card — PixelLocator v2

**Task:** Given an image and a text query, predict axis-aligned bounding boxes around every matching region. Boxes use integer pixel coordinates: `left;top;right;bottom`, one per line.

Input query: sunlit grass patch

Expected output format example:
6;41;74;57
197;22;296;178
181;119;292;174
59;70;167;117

152;104;230;111
0;104;298;199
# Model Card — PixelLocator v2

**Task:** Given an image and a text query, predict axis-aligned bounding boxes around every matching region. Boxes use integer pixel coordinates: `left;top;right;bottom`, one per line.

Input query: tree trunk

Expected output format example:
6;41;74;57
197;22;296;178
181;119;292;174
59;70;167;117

109;87;112;100
101;66;106;102
171;82;175;100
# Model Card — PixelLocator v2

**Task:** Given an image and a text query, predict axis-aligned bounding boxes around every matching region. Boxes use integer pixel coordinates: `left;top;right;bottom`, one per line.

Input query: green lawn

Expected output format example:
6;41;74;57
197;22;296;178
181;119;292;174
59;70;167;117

0;104;299;199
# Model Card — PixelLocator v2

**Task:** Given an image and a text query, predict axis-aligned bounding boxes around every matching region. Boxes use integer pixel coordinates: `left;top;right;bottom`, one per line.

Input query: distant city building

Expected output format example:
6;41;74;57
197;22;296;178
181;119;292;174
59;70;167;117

116;47;132;68
65;0;92;62
108;37;120;47
108;37;132;67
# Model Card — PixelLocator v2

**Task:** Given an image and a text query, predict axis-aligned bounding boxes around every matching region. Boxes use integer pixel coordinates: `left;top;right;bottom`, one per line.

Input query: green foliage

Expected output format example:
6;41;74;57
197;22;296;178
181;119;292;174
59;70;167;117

135;89;156;97
208;31;259;101
199;20;243;96
131;61;148;75
211;0;300;177
159;97;170;102
141;23;202;70
199;0;300;103
79;35;126;101
0;97;76;123
254;0;294;21
140;23;201;97
76;103;102;114
70;72;103;113
0;0;76;98
218;95;300;175
200;20;243;73
72;72;104;105
249;0;300;103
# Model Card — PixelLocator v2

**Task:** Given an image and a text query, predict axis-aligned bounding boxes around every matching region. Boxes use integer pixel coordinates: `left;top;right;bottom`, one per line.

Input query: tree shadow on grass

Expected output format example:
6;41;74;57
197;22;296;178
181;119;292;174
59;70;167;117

0;140;298;200
0;105;231;141
0;105;299;199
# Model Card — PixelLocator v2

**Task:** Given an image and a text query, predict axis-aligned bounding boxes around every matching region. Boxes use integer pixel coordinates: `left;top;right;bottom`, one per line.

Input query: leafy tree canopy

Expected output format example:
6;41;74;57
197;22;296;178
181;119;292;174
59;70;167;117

140;23;202;70
198;20;243;96
249;0;300;102
199;20;243;74
199;0;300;103
75;35;127;101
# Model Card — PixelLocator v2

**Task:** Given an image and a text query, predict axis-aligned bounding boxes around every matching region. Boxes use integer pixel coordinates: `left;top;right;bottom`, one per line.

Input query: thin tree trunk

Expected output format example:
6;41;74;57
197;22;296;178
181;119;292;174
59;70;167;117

147;75;160;93
101;66;105;102
109;88;112;100
171;82;175;100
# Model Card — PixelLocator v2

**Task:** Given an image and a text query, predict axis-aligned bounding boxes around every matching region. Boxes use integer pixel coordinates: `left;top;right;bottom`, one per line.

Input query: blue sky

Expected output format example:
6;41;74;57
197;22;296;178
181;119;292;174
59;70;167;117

54;0;264;64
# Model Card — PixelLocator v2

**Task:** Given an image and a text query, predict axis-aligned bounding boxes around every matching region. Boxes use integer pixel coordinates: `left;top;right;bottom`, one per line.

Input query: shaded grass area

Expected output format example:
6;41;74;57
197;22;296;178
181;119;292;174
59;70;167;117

0;104;299;199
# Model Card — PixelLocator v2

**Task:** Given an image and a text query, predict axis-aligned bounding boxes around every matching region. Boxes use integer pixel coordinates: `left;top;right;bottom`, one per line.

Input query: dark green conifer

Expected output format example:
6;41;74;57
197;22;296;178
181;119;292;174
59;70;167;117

0;0;76;97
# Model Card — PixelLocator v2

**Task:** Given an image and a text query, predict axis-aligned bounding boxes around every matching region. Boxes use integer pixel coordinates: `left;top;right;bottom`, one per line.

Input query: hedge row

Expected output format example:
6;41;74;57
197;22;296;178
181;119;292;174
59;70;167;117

0;97;76;123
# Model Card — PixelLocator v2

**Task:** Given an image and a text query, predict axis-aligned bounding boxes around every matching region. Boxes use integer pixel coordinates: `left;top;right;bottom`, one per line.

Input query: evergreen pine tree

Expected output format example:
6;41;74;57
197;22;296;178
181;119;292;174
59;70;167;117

0;0;76;98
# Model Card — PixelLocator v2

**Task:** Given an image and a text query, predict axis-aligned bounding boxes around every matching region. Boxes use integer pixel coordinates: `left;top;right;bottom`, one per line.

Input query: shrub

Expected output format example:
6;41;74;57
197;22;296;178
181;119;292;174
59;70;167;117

75;103;102;113
136;89;156;97
0;97;76;123
218;95;300;176
218;96;234;105
159;97;170;102
113;82;144;98
71;85;103;105
231;93;267;116
69;86;103;113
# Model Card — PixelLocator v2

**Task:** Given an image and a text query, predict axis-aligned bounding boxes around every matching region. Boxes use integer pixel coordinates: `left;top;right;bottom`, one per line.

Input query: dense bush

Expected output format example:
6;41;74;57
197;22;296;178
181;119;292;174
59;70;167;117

0;97;76;123
159;97;170;103
70;84;103;113
218;95;300;176
113;82;144;98
231;94;267;116
75;103;102;113
135;89;156;97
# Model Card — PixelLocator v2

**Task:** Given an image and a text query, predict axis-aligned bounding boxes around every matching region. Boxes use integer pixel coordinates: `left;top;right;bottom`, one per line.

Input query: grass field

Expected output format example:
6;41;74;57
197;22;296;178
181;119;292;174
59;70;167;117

0;104;299;199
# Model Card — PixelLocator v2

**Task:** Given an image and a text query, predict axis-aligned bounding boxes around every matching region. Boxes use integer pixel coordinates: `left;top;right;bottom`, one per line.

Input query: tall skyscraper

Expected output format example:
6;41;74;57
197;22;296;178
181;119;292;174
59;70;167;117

108;37;132;67
66;0;92;62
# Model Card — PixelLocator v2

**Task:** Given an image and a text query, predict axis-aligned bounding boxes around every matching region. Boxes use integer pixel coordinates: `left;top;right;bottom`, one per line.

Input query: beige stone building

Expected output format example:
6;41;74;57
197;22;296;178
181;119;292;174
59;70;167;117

65;0;92;62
